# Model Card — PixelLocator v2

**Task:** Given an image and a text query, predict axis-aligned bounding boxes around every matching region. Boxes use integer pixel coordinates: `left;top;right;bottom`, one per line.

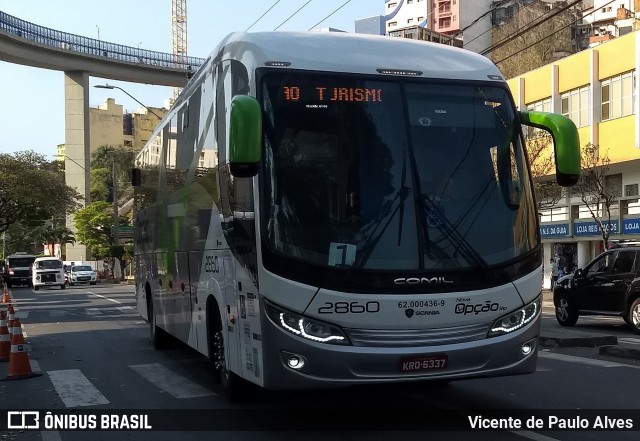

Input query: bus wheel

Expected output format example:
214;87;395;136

149;293;169;349
212;329;244;402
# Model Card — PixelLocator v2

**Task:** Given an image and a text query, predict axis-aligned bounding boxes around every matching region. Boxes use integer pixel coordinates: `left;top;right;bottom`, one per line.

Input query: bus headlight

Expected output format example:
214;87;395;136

265;302;349;345
488;296;541;337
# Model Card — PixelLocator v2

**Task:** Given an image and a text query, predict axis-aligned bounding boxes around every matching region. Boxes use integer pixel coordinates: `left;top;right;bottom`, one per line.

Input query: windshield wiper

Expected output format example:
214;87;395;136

353;162;412;270
397;150;408;246
419;195;492;274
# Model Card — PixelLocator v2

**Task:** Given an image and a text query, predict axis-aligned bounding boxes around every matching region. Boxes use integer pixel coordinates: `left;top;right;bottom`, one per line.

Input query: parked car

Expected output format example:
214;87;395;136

553;246;640;332
67;264;97;286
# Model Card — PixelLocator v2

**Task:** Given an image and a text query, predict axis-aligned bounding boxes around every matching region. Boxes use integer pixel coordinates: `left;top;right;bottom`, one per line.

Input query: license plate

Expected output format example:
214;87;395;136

400;354;448;372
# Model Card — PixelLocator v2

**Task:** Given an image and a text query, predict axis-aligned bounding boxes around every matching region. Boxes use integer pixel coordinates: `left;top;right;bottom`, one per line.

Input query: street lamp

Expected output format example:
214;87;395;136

55;153;88;172
93;84;163;119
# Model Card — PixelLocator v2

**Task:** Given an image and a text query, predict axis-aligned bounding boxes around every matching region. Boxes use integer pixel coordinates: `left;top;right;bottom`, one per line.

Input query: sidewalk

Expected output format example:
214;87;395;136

539;288;640;360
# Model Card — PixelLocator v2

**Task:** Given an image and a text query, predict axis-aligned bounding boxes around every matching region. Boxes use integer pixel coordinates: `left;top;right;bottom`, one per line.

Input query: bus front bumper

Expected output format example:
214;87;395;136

260;315;540;390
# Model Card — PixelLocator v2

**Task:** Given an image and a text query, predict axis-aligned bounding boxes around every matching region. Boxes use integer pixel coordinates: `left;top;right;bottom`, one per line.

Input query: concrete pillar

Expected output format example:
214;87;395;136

577;241;590;269
543;242;553;289
64;71;90;262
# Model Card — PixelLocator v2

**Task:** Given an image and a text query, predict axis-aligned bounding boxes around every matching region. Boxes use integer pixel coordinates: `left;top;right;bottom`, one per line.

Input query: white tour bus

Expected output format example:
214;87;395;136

133;32;581;400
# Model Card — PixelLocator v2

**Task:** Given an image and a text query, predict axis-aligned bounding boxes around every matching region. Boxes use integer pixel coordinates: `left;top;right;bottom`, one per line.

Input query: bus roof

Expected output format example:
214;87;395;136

212;31;504;82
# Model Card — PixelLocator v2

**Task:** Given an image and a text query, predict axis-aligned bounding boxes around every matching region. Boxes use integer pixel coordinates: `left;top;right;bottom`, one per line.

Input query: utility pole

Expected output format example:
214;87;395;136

112;154;119;246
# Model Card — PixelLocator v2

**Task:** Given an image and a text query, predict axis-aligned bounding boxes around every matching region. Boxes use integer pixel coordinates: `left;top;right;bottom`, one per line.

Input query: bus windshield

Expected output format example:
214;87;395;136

260;72;537;272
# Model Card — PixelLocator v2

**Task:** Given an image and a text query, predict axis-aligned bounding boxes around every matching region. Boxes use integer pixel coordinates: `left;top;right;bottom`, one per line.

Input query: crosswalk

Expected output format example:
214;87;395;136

618;337;640;346
33;350;640;410
44;363;217;408
15;306;138;319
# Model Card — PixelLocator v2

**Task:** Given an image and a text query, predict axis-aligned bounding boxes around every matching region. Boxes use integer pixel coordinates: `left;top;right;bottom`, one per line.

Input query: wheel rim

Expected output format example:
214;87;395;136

632;304;640;327
557;298;569;322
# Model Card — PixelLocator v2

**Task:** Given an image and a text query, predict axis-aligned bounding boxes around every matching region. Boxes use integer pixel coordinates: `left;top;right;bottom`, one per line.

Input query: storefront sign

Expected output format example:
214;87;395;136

540;223;570;238
573;220;619;237
622;217;640;234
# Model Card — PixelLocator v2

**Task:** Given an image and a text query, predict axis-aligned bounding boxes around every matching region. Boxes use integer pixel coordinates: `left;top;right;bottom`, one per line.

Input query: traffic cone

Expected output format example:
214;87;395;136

6;305;15;336
0;310;10;362
5;318;41;380
1;285;10;304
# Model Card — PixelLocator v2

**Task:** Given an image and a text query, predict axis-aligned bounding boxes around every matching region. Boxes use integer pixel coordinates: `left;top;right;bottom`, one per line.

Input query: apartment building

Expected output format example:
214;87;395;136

58;98;167;158
577;0;640;48
507;29;640;288
385;0;493;52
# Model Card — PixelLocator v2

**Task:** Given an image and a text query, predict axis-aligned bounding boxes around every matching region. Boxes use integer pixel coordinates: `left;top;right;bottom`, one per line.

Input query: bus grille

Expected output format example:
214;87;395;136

345;323;491;347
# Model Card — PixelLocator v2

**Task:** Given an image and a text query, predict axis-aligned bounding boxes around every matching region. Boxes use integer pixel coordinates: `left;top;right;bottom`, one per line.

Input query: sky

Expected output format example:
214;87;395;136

0;0;385;158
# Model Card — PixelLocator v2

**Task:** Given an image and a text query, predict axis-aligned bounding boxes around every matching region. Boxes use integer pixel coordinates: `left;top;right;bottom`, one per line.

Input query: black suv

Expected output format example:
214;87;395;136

553;246;640;332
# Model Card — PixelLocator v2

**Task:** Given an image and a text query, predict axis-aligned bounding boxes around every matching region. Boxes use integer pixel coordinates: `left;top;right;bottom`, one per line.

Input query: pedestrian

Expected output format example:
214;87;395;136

557;266;566;279
550;257;559;289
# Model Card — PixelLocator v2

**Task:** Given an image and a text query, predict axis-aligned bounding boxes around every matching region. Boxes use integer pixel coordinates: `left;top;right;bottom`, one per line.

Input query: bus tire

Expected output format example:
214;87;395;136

208;299;245;402
148;288;169;349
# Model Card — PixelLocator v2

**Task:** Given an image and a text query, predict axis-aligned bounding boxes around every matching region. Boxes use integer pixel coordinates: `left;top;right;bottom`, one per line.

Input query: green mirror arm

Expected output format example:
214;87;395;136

519;111;581;186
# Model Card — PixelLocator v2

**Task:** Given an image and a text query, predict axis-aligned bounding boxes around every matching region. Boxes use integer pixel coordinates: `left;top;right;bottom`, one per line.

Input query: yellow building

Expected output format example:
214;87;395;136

58;98;167;157
507;30;640;287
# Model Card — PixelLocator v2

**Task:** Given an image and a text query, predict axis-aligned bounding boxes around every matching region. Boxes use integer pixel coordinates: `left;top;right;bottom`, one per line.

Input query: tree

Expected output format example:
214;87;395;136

39;226;76;257
89;167;111;202
0;151;81;235
91;145;136;205
573;144;617;251
490;1;576;78
526;134;564;210
72;201;126;259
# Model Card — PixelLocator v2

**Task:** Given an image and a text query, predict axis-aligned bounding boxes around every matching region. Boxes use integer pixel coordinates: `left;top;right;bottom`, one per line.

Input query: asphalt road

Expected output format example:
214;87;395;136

1;284;640;441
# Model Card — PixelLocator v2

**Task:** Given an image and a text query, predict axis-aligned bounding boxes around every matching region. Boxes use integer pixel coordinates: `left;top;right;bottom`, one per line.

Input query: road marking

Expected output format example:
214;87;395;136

47;369;110;407
87;291;121;304
30;359;40;373
539;351;640;369
402;391;561;441
535;366;552;372
15;310;29;319
618;337;640;345
130;363;216;398
41;431;62;441
85;308;101;316
117;305;134;312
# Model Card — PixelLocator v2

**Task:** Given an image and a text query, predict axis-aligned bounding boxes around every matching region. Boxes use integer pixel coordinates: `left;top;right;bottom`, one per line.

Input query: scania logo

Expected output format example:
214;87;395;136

405;309;415;318
394;277;454;285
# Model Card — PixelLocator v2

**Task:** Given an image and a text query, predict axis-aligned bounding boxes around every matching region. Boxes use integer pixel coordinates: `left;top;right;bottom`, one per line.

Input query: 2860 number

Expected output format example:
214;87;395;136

204;255;220;273
318;301;380;314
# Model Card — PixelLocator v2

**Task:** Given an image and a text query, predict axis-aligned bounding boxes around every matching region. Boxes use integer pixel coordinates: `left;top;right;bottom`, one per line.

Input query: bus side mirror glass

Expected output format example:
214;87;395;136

518;111;581;187
229;95;262;178
132;168;142;187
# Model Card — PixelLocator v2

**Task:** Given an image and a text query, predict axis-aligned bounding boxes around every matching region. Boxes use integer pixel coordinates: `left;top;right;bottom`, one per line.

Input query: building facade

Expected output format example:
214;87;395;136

384;0;494;52
577;0;640;49
355;15;386;35
58;98;167;158
57;98;167;260
507;30;640;288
